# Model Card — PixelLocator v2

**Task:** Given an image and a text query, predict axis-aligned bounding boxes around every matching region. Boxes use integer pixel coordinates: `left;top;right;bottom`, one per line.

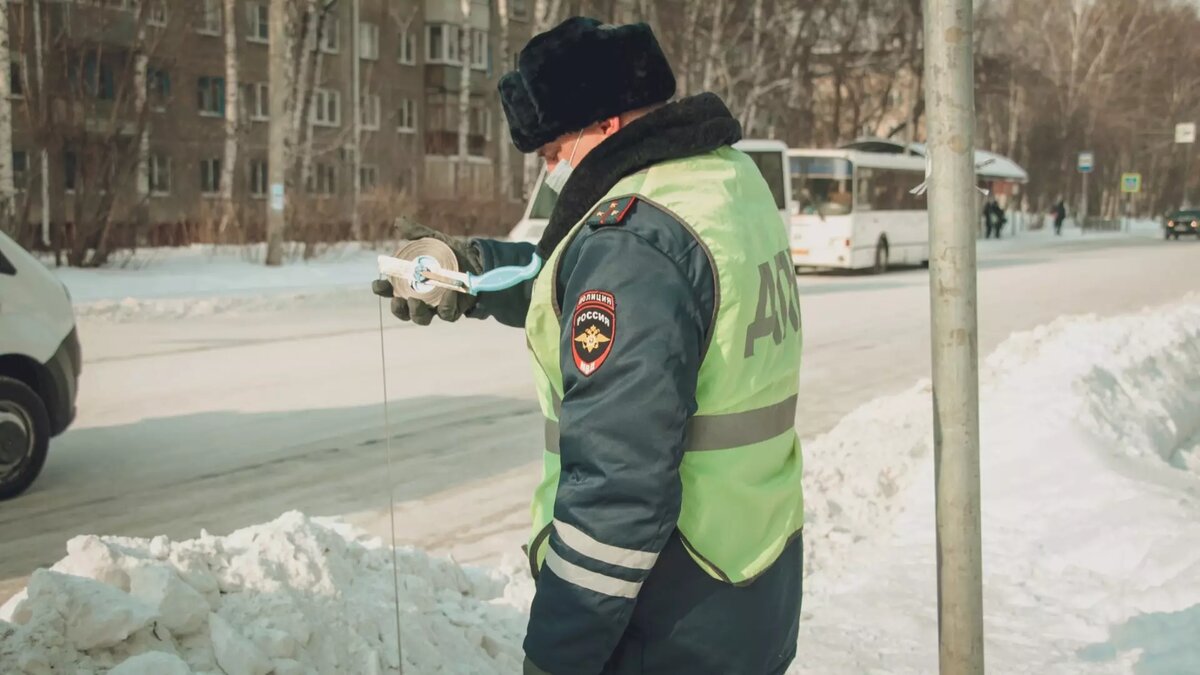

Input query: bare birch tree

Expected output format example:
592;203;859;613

220;0;240;235
456;0;473;196
0;0;14;221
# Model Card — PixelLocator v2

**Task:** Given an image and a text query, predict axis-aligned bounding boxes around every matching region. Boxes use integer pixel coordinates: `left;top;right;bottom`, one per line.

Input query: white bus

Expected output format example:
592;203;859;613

788;148;927;273
508;139;793;245
788;140;1029;273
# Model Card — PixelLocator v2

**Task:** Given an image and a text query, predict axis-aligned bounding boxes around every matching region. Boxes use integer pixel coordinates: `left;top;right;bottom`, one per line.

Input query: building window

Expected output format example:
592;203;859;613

12;151;28;190
426;24;460;65
312;88;340;127
359;93;380;130
360;165;378;192
396;97;416;133
359;22;379;60
396;167;415;194
241;82;269;121
511;0;528;20
147;67;171;112
63;151;77;192
398;30;417;65
197;0;222;35
249;159;268;197
247;2;269;43
320;15;340;53
10;56;24;99
149;154;171;195
70;56;116;100
471;30;487;70
307;163;336;195
200;158;221;195
148;1;168;27
197;76;225;116
469;104;492;142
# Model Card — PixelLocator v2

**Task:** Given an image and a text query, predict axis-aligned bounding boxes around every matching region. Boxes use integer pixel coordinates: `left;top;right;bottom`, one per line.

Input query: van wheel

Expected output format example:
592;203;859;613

873;239;890;274
0;376;51;500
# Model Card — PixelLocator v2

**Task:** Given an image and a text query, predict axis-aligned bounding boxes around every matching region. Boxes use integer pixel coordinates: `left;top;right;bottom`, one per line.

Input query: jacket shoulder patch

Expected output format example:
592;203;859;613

571;290;616;376
585;196;638;227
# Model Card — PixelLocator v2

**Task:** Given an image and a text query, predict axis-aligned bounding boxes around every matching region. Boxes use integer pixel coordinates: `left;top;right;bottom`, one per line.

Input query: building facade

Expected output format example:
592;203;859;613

2;0;533;244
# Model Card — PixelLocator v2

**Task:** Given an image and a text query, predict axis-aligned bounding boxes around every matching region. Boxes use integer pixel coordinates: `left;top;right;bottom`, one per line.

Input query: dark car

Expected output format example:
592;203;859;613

1165;210;1200;240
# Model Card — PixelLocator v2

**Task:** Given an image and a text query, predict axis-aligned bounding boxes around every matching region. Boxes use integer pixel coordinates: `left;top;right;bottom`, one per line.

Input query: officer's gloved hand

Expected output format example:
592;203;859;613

371;219;483;326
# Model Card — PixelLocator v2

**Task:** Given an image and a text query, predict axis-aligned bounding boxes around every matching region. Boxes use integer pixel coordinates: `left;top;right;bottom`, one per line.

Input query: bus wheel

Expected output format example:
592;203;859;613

873;239;890;274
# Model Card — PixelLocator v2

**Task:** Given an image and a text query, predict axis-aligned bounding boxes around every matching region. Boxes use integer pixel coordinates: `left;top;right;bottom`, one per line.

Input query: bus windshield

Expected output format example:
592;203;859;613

790;156;854;216
529;180;558;219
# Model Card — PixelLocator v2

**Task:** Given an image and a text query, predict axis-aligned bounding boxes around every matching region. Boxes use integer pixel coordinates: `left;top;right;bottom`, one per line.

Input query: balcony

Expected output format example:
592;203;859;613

47;2;140;48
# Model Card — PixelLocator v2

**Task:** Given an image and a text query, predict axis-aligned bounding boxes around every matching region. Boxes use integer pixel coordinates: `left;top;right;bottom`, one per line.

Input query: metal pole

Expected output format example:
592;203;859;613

1080;170;1089;230
266;0;290;266
1186;146;1194;208
923;0;985;672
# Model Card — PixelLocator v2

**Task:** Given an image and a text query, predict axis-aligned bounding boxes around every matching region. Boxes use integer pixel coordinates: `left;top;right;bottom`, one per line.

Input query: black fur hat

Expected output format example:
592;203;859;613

498;17;677;153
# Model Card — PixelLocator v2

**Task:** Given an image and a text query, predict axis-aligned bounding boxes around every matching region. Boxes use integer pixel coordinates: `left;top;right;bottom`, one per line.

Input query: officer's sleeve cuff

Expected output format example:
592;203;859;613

523;656;552;675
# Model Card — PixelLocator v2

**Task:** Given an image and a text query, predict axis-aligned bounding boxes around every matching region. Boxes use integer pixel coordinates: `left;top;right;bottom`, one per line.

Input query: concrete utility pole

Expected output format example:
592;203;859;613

923;0;985;672
266;0;291;266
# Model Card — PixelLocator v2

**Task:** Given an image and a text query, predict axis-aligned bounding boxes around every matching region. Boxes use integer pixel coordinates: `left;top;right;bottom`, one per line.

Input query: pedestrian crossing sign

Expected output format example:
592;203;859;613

1121;173;1142;194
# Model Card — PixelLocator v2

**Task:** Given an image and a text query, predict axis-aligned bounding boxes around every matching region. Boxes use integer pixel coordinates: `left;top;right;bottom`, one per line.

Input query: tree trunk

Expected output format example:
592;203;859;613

496;0;511;201
220;0;240;236
701;0;726;92
290;0;320;155
0;0;15;222
351;0;362;238
457;0;472;197
266;0;294;266
300;47;323;191
33;0;49;246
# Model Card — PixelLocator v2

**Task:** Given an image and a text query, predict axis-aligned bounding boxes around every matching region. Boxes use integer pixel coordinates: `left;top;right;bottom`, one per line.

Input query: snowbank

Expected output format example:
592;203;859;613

796;293;1200;673
0;513;534;674
3;295;1199;673
50;244;386;321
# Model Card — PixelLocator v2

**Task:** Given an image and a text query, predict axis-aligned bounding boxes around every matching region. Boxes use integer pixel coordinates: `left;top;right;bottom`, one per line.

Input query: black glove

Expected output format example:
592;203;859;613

371;219;483;326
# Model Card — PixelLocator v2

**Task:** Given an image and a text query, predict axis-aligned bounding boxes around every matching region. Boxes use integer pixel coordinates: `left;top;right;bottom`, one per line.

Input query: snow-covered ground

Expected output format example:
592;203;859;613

52;244;387;321
3;294;1198;674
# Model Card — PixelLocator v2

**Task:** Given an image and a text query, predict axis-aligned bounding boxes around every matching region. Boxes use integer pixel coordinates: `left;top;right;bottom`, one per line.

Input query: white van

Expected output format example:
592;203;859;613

507;139;794;243
0;231;80;499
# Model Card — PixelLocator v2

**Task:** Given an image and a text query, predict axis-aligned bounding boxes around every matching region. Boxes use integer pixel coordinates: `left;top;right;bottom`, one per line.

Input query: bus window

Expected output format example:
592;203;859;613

743;150;788;211
790;156;854;216
855;168;926;211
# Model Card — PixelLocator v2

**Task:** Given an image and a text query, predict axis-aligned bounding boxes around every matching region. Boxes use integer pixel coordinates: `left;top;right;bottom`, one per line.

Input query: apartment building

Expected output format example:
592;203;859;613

2;0;532;238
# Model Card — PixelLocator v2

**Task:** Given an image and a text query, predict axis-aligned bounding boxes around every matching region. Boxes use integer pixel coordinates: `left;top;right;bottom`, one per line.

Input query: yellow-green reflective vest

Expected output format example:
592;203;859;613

525;147;805;584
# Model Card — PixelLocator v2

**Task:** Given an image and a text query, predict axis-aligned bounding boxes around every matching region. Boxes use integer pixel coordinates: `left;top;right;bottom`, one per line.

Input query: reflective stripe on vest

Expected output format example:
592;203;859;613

543;394;799;454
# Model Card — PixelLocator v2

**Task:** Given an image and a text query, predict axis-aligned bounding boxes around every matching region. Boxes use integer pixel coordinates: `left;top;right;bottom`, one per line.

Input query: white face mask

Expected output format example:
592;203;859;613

544;131;584;194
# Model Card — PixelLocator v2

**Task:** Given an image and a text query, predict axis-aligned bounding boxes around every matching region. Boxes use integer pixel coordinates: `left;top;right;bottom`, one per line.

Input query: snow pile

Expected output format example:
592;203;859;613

0;513;534;674
795;293;1200;673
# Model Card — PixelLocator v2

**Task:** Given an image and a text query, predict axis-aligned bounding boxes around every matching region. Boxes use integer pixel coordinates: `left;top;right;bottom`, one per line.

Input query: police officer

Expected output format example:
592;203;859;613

374;17;805;675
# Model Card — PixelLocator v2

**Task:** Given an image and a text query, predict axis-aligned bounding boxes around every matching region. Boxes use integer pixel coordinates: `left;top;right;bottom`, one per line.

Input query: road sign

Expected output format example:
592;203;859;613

1077;152;1094;173
1121;173;1142;194
1177;123;1196;144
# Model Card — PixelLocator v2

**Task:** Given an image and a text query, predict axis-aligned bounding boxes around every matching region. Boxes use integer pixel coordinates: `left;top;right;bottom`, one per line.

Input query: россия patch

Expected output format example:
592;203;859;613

571;290;616;376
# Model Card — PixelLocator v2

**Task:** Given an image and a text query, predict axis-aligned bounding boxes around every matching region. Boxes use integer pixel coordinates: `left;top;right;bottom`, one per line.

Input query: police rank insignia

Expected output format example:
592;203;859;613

585;196;637;226
571;290;616;376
